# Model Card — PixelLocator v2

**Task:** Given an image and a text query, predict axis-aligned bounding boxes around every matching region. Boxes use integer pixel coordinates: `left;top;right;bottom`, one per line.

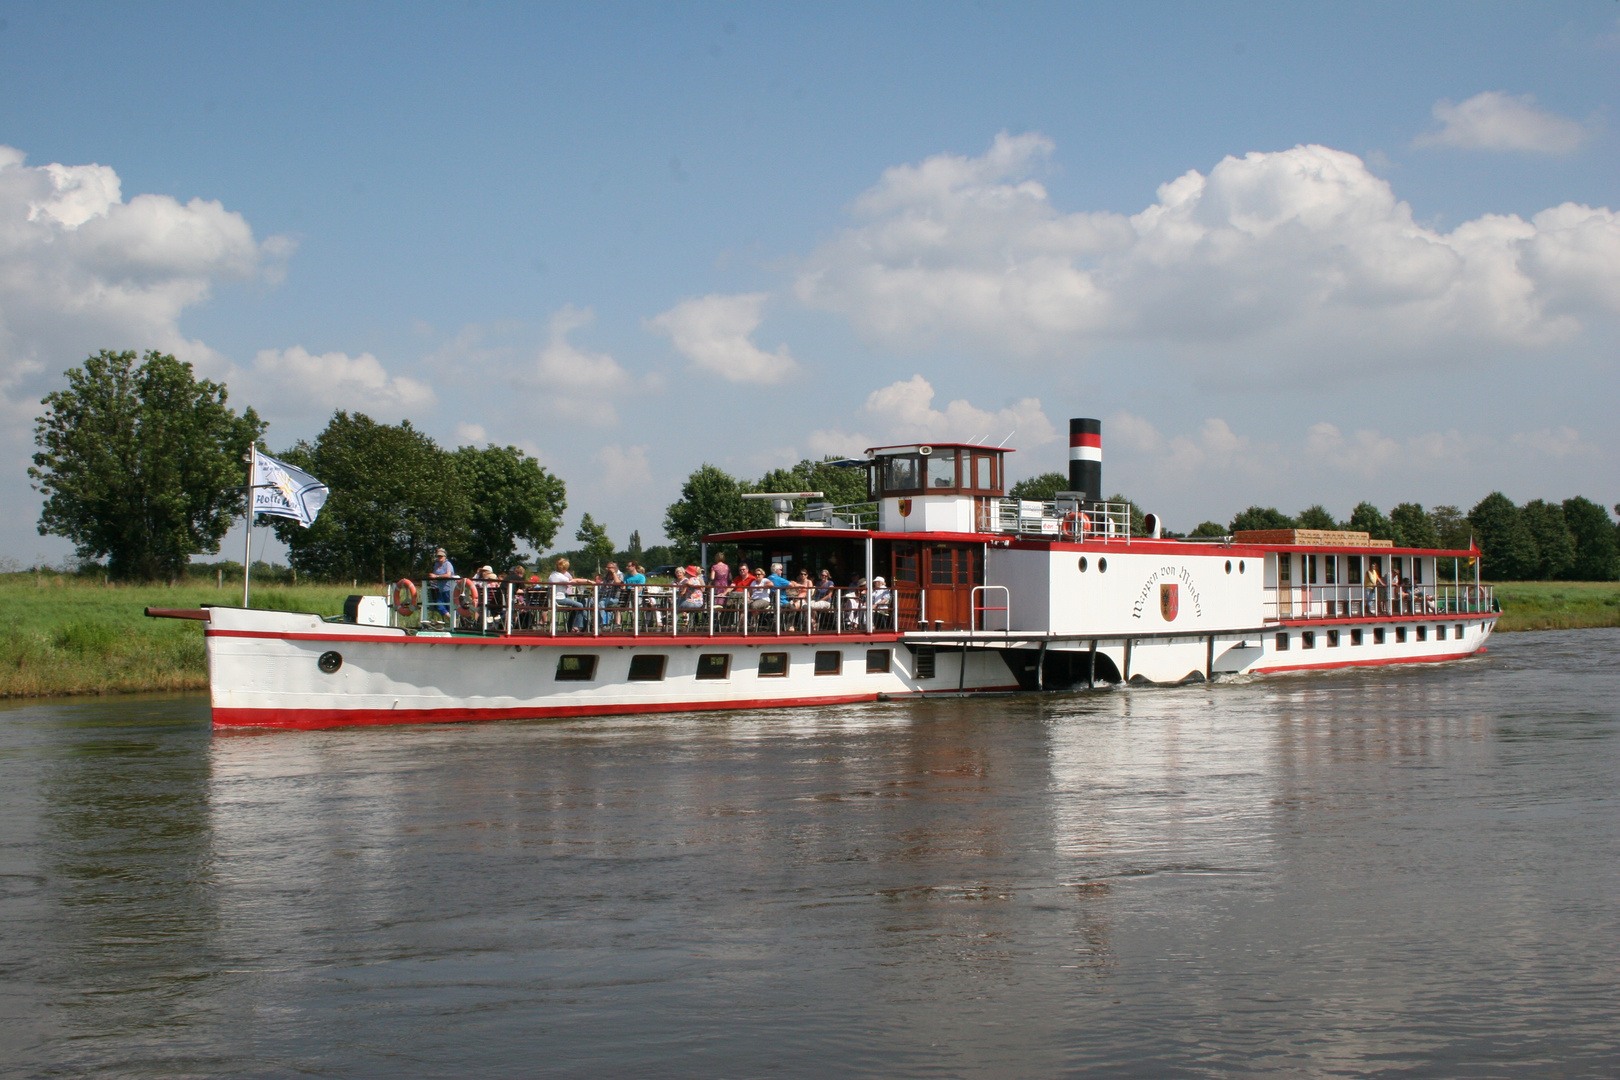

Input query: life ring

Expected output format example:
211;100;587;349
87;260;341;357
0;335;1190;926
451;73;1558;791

1063;510;1091;538
453;578;479;621
390;578;418;616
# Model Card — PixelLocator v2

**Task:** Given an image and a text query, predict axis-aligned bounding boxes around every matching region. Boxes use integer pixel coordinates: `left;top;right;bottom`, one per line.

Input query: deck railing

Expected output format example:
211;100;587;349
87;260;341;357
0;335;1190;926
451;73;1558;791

996;499;1132;540
1264;584;1496;621
386;580;896;638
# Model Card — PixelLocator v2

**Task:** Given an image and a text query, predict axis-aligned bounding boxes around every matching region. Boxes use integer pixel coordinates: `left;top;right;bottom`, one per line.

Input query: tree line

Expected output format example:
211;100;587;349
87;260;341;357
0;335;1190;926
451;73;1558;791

30;350;566;581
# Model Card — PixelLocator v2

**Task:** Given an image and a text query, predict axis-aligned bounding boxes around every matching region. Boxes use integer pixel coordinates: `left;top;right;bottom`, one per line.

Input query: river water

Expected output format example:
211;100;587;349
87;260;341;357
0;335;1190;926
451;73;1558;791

1;629;1616;1078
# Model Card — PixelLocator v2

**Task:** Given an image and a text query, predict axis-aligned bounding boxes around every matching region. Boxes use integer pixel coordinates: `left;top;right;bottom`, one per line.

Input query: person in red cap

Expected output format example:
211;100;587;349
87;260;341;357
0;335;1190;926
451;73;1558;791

676;565;706;615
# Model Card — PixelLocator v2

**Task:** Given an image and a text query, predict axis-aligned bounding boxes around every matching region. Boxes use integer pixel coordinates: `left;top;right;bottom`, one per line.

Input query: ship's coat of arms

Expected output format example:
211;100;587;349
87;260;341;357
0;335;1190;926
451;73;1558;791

1160;583;1179;621
899;498;913;517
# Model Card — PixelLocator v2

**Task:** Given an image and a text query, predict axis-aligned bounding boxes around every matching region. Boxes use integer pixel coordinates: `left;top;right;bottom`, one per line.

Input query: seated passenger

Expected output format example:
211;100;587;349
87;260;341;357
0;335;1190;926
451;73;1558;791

549;557;589;631
752;562;791;613
676;566;707;612
844;577;867;628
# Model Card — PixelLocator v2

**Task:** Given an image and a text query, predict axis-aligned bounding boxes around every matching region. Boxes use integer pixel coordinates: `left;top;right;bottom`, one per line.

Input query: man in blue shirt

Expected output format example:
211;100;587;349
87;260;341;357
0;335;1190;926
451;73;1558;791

751;562;793;614
427;547;455;625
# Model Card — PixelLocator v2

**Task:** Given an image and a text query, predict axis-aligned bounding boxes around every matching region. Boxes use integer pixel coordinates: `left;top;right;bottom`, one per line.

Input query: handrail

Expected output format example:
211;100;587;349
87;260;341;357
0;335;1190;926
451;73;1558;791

1261;583;1495;620
970;585;1011;633
383;580;898;638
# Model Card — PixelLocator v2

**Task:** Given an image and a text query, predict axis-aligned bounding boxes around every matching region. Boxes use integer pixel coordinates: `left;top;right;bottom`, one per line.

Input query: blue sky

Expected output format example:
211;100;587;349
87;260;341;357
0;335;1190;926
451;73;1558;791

2;2;1616;566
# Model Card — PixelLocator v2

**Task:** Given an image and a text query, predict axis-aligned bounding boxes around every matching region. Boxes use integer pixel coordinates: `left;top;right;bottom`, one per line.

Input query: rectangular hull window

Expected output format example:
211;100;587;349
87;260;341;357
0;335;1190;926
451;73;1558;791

1327;630;1339;647
1455;625;1464;639
628;654;666;681
1275;632;1289;651
1373;628;1385;644
866;649;891;673
1436;626;1446;641
555;655;598;681
1416;626;1427;642
696;654;731;680
1301;631;1315;650
815;650;842;675
1396;627;1407;643
1350;629;1362;646
758;652;789;677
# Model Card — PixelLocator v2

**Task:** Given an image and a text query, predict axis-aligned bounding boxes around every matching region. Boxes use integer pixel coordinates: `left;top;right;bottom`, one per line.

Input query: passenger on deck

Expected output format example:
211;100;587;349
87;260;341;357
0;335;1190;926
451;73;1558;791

869;576;892;626
709;554;731;592
731;562;755;593
503;564;528;583
810;569;836;628
751;562;791;614
427;547;456;625
549;557;589;631
676;566;706;613
844;576;867;629
1364;562;1383;615
786;568;812;613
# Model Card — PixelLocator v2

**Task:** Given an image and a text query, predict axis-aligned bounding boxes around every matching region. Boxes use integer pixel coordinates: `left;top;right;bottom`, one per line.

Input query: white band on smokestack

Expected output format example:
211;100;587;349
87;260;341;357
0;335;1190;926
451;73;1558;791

1069;445;1101;462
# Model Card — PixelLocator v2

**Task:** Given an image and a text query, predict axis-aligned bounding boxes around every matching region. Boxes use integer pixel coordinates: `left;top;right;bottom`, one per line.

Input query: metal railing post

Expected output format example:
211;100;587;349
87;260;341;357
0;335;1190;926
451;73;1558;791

591;585;599;636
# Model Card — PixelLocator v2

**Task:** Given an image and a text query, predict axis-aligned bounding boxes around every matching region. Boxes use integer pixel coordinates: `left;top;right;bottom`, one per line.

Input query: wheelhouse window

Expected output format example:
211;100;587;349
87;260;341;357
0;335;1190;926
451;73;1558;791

871;446;1004;496
882;455;920;493
927;451;957;489
555;655;598;681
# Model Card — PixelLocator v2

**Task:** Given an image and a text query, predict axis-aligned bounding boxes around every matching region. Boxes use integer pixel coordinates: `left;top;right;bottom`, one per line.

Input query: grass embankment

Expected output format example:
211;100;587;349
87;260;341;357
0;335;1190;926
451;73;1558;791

0;574;359;698
1490;581;1620;633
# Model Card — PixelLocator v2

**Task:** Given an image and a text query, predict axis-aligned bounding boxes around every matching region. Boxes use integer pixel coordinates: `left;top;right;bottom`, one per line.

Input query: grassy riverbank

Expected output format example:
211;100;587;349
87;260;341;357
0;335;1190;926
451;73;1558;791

0;574;359;698
0;574;1616;699
1489;581;1620;632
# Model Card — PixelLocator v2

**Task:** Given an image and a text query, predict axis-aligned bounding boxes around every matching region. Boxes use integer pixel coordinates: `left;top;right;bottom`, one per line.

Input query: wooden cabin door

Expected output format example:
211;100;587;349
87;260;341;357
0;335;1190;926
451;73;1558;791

922;543;982;630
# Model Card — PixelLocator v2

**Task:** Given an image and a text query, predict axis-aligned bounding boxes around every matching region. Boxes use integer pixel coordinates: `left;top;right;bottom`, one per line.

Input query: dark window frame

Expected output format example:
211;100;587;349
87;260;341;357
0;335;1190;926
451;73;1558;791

696;653;731;680
555;654;598;681
866;649;891;673
627;654;666;681
814;650;842;675
757;652;789;677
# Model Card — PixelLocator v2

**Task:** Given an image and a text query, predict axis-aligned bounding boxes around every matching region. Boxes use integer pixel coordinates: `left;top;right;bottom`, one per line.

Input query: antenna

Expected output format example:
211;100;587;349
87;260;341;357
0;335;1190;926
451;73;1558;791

996;429;1017;447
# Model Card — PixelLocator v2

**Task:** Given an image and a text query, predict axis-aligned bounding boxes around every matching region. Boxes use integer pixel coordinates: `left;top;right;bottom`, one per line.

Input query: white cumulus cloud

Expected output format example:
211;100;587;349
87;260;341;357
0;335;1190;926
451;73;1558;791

794;133;1620;366
648;292;797;384
533;305;650;426
0;145;290;401
247;346;435;420
595;443;654;494
806;374;1054;458
1414;91;1590;154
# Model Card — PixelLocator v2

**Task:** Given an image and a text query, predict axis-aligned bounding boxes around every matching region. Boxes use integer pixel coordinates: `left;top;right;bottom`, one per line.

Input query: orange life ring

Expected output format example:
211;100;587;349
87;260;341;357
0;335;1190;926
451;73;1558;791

390;578;418;616
1063;510;1092;538
453;578;479;621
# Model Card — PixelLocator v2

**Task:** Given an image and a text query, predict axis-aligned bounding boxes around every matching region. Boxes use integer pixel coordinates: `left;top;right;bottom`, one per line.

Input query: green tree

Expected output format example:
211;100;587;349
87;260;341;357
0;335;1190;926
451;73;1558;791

627;530;643;561
1294;505;1339;530
574;513;615;574
1468;492;1538;581
1561;497;1619;581
270;412;469;582
30;349;265;580
1229;506;1293;533
1520;499;1576;580
1389;502;1441;549
1008;472;1069;501
1189;520;1228;538
1106;492;1148;538
451;444;566;569
1346;501;1394;540
1429;505;1471;550
663;464;771;561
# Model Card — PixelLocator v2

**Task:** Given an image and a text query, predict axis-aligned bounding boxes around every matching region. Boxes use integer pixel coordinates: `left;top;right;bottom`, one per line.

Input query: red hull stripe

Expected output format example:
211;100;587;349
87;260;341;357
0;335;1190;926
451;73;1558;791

1251;647;1485;674
1069;432;1102;448
205;629;901;647
212;686;1022;730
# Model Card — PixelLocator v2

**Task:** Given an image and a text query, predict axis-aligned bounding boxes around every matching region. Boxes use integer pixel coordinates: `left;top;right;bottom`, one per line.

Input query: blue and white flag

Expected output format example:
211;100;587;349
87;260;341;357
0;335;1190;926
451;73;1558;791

250;448;329;528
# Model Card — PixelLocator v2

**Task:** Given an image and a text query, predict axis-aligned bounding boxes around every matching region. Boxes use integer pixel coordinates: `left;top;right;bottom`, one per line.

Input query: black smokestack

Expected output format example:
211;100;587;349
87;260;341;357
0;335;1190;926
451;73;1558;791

1069;418;1101;502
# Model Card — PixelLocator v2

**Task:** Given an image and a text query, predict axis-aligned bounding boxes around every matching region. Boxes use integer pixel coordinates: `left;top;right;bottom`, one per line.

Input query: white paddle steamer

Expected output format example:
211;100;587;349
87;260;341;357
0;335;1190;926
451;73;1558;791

152;418;1497;730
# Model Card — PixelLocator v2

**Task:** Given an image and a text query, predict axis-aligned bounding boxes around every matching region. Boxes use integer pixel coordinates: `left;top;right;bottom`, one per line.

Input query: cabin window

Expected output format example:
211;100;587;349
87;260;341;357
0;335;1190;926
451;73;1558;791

1416;626;1427;642
914;645;937;678
1414;559;1424;585
927;451;957;489
1079;557;1089;573
1098;557;1108;573
1455;624;1464;638
1275;632;1289;651
1396;627;1407;643
1436;626;1446;641
1304;555;1318;585
555;654;598;681
1326;630;1339;647
1224;560;1231;574
1351;628;1363;646
627;654;666;681
1348;555;1363;582
975;455;993;490
815;650;842;675
1277;555;1292;587
867;649;891;673
893;544;919;584
1373;628;1385;644
696;653;731;680
1325;556;1337;585
1301;631;1315;650
758;652;789;677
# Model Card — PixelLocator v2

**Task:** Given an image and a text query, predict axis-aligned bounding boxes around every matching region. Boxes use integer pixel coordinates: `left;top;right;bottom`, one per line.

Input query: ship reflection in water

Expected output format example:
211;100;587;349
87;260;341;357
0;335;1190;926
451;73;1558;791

3;629;1618;1077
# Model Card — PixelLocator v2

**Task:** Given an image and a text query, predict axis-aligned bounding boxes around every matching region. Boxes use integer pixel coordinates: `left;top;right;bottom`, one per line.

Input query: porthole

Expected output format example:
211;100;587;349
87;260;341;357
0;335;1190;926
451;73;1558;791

1238;560;1246;574
1098;557;1108;573
1224;560;1232;574
1078;556;1089;572
318;650;343;674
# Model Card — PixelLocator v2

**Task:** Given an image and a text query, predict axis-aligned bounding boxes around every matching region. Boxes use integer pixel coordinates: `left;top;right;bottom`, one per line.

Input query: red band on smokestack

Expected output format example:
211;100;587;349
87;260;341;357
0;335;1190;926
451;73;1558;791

1069;432;1102;448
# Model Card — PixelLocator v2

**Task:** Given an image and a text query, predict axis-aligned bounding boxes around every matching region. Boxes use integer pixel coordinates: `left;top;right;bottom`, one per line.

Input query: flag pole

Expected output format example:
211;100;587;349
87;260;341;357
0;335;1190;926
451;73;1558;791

243;449;254;608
